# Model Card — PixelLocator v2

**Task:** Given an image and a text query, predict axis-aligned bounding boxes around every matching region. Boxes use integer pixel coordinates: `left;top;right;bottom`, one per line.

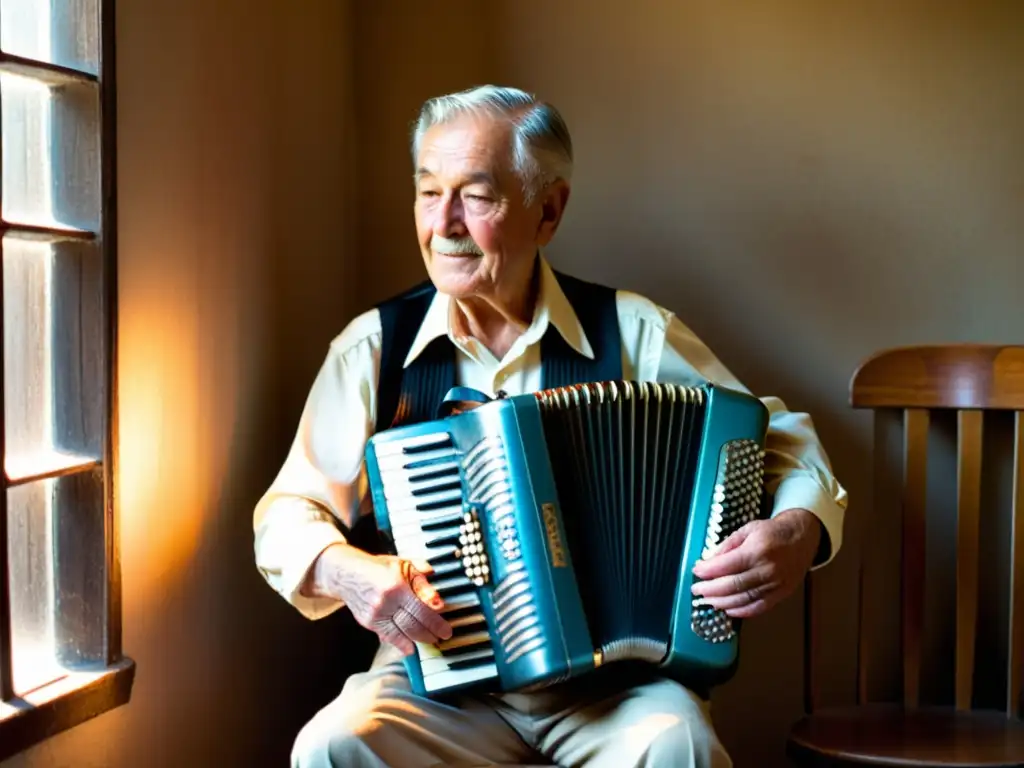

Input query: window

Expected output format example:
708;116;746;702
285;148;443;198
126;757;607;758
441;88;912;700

0;0;131;759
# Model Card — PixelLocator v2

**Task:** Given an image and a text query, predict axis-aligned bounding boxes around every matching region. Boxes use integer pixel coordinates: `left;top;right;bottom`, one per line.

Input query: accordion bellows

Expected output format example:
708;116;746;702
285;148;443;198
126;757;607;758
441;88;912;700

366;380;770;698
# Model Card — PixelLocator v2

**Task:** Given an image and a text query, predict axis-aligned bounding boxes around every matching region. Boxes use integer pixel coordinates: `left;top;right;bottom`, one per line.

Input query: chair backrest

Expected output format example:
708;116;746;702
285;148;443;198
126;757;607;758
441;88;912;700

803;344;1024;716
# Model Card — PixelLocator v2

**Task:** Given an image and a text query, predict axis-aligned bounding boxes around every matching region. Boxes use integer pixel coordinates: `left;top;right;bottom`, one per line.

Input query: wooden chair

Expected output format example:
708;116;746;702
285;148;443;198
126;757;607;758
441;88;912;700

787;345;1024;767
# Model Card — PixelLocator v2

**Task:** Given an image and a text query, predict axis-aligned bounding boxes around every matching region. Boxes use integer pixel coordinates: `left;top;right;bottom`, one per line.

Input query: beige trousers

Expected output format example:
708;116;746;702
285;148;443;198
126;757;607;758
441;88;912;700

291;644;732;768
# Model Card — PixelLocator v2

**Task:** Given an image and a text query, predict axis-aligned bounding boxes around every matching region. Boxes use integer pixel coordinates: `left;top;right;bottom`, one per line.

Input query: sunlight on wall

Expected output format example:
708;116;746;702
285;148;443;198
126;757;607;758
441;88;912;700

116;271;204;585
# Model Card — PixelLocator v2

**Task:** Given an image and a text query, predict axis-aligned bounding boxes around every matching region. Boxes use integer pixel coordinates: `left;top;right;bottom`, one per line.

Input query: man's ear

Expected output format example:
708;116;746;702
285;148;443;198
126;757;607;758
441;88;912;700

536;180;571;246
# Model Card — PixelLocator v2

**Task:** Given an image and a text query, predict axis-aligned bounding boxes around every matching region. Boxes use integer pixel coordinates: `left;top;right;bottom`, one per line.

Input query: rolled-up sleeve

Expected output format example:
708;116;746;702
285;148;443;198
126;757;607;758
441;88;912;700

655;314;849;569
253;317;380;619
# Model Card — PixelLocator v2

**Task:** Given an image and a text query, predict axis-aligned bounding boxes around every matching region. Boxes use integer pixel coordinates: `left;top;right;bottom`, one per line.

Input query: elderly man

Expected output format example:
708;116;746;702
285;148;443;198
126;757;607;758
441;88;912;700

254;85;848;767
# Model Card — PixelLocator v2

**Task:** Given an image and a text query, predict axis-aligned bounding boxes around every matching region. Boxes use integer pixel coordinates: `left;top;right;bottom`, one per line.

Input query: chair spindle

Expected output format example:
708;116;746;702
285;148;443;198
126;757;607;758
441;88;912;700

1009;411;1023;718
955;409;983;711
902;408;929;708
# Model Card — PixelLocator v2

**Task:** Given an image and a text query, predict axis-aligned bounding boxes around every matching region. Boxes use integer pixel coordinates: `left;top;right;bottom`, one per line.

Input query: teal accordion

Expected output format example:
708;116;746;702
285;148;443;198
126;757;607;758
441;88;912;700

365;380;770;697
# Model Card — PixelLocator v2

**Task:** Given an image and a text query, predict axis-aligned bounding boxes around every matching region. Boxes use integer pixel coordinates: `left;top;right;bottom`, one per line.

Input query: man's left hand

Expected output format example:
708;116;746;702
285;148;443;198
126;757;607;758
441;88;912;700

690;508;822;619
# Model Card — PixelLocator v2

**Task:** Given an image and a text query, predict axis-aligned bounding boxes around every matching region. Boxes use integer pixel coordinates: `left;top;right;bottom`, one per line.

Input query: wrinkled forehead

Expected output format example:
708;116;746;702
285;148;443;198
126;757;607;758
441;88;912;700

415;114;517;186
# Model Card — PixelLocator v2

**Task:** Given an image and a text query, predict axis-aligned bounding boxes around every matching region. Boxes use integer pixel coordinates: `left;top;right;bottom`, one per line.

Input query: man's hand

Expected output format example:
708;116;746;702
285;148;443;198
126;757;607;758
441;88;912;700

690;508;822;619
307;544;453;655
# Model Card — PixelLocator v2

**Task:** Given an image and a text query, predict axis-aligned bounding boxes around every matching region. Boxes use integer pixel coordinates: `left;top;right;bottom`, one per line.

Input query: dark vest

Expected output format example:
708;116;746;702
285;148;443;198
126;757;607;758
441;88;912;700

374;269;623;433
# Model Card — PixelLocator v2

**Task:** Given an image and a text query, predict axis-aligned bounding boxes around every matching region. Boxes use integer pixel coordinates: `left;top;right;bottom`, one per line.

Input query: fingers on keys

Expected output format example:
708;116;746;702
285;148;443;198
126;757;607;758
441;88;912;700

382;620;417;656
401;594;453;641
408;568;444;611
398;560;452;641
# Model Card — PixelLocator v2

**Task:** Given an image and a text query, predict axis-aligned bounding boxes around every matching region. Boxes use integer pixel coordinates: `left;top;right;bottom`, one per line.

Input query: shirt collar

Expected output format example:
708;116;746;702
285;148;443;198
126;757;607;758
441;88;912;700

402;253;595;368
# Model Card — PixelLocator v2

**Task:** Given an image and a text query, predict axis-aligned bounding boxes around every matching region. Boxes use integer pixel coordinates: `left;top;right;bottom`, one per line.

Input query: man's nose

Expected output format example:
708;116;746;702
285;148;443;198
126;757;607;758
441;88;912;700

434;193;467;237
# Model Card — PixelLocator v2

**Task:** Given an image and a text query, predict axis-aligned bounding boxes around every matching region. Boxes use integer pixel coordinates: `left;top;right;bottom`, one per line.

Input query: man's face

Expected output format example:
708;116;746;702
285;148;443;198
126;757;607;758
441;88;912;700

413;113;565;299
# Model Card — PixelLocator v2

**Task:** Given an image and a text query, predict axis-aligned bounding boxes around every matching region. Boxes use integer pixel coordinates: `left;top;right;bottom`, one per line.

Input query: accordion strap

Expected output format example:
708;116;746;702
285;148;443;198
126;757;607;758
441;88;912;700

437;386;497;418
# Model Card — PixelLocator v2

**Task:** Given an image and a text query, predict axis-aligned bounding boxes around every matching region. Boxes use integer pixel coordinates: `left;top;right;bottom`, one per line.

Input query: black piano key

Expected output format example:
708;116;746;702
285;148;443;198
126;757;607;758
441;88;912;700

427;560;462;578
410;480;462;497
422;512;463;531
403;454;458;471
424;529;462;548
410;465;460;483
436;582;474;601
446;652;495;670
426;548;458;567
402;435;454;454
417;495;464;512
449;619;487;639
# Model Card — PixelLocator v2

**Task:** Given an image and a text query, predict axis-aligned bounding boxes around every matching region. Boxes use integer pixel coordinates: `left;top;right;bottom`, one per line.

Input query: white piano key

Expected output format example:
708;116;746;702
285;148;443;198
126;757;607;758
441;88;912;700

421;524;461;545
407;459;461;477
377;447;457;470
419;647;494;676
391;511;463;538
389;540;459;566
381;479;461;501
393;521;460;543
437;631;491;653
372;432;452;456
381;466;460;487
383;489;464;512
380;466;461;495
422;663;498;693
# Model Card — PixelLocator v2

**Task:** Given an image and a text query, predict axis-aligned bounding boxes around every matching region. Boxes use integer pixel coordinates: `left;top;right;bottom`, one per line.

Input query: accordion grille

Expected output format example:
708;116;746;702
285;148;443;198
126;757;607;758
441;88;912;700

536;381;706;663
464;436;546;664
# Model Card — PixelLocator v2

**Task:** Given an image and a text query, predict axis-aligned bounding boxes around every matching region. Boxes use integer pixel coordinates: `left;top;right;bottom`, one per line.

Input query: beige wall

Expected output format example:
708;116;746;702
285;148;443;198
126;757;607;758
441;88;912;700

5;1;1023;767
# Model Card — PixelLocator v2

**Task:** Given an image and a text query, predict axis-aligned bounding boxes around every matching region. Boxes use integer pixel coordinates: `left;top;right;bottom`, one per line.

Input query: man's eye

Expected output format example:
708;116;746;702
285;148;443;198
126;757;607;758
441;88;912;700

466;194;491;202
419;189;440;197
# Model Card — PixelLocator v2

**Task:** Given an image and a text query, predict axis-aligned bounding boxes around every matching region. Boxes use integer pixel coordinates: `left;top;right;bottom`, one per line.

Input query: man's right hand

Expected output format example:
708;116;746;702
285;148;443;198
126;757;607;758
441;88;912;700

305;543;453;655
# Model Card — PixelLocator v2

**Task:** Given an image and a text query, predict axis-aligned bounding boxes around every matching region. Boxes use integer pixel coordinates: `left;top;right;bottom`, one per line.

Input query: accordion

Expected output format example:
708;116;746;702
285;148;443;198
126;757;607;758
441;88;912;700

365;379;770;698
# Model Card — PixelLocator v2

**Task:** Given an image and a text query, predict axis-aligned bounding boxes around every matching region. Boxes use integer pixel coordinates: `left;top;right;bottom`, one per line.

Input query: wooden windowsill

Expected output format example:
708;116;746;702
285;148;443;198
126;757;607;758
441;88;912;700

0;657;136;761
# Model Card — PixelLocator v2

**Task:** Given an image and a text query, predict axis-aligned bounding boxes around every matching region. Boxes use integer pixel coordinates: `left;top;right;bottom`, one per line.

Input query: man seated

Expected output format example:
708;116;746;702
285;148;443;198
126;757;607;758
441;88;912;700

253;84;848;768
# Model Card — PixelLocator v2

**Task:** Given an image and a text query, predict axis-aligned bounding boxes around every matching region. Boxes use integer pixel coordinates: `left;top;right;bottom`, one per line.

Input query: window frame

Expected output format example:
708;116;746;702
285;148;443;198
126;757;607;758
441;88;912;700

0;0;134;759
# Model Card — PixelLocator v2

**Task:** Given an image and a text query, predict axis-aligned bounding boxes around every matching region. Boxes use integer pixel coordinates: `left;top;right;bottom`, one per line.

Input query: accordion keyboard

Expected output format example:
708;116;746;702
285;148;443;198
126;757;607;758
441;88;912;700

372;430;499;693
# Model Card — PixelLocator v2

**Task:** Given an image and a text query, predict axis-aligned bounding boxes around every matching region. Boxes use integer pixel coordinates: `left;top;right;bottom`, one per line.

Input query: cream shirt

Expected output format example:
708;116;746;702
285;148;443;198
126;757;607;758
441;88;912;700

254;257;848;620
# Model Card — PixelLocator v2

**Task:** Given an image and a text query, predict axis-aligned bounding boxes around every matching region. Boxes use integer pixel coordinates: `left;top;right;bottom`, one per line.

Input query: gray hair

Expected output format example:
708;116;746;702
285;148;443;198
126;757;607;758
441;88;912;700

411;85;574;204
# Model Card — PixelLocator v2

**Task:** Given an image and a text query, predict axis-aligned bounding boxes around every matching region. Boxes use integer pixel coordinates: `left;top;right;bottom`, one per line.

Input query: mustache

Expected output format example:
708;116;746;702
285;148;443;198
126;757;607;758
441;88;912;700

431;234;484;256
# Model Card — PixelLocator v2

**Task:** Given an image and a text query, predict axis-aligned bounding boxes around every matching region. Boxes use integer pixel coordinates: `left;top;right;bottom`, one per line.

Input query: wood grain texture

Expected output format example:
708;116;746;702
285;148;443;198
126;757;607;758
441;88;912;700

851;345;1024;410
0;659;134;762
903;408;929;708
1010;412;1023;719
956;409;983;712
788;705;1024;767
